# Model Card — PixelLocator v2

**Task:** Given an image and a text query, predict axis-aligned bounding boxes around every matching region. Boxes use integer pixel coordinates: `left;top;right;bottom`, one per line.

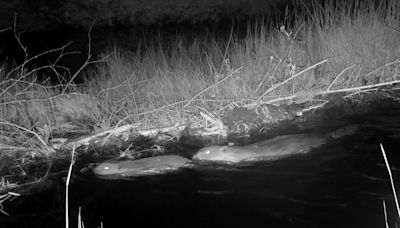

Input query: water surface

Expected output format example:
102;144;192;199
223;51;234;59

73;127;400;228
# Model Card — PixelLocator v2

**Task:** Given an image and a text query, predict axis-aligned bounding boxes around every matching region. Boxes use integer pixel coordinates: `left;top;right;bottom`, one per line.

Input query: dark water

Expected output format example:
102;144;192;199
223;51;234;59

2;102;400;228
71;134;399;228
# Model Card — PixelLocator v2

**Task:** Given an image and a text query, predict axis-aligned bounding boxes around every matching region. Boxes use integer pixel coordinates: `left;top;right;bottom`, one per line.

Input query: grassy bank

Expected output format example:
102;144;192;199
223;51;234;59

2;0;400;131
1;0;400;190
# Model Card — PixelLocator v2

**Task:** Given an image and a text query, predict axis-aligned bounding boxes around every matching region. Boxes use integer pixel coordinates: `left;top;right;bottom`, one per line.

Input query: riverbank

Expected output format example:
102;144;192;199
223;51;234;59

1;0;400;196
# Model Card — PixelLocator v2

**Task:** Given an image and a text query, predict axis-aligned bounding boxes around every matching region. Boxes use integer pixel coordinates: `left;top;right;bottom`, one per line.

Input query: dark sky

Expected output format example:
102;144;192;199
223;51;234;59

0;0;287;31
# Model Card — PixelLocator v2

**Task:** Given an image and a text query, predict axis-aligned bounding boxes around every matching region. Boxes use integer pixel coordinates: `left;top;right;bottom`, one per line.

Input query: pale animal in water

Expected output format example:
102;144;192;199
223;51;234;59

192;125;358;163
93;155;191;178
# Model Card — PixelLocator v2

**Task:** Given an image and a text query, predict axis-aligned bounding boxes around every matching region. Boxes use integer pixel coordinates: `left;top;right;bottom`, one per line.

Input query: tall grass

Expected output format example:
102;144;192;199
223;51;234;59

1;0;400;133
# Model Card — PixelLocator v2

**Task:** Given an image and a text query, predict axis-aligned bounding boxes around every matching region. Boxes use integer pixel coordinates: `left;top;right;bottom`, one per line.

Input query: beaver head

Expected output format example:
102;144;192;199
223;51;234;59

192;145;242;162
93;161;123;175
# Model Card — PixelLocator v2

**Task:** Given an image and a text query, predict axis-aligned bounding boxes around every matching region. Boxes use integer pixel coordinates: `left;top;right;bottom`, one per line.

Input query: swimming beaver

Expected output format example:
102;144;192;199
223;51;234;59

93;155;191;178
192;125;358;163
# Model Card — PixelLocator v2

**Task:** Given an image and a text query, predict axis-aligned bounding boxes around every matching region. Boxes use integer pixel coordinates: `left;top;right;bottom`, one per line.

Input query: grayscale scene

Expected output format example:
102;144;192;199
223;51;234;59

0;0;400;227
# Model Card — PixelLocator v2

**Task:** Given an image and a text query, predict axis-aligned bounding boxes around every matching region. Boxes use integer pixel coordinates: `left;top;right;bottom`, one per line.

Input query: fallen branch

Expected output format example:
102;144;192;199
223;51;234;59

248;78;400;106
52;123;186;150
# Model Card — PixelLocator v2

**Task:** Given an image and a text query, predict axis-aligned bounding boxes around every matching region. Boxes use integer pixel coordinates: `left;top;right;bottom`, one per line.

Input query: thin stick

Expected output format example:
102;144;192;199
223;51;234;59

65;145;76;228
253;57;283;96
379;143;400;219
0;121;48;148
62;22;108;94
257;59;328;101
383;201;389;228
327;64;356;91
181;67;242;110
5;42;74;79
0;192;20;216
365;59;400;79
218;22;234;74
78;207;83;228
325;79;400;93
0;27;11;33
249;78;400;106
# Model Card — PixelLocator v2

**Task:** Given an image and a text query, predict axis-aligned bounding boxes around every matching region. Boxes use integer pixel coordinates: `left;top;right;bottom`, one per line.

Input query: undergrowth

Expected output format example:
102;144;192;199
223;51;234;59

1;0;400;147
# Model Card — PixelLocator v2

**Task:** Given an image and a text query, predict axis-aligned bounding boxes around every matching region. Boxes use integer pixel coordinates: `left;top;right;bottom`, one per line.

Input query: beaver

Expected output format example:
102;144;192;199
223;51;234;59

93;155;191;178
192;125;358;163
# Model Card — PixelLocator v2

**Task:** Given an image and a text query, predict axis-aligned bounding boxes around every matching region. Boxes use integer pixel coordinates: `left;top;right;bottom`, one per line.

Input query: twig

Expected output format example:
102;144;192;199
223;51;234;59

78;207;83;228
0;178;44;194
253;57;283;96
1;42;77;103
0;78;80;90
218;23;234;74
135;123;185;137
199;111;227;137
322;79;400;95
364;59;400;79
383;201;389;228
13;13;27;63
0;27;11;33
65;145;76;228
63;123;139;149
0;91;86;106
0;121;49;149
62;22;108;94
327;64;356;91
0;192;20;216
181;67;242;110
379;143;400;219
6;41;74;78
0;143;33;151
248;78;400;106
96;78;154;96
257;59;328;101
